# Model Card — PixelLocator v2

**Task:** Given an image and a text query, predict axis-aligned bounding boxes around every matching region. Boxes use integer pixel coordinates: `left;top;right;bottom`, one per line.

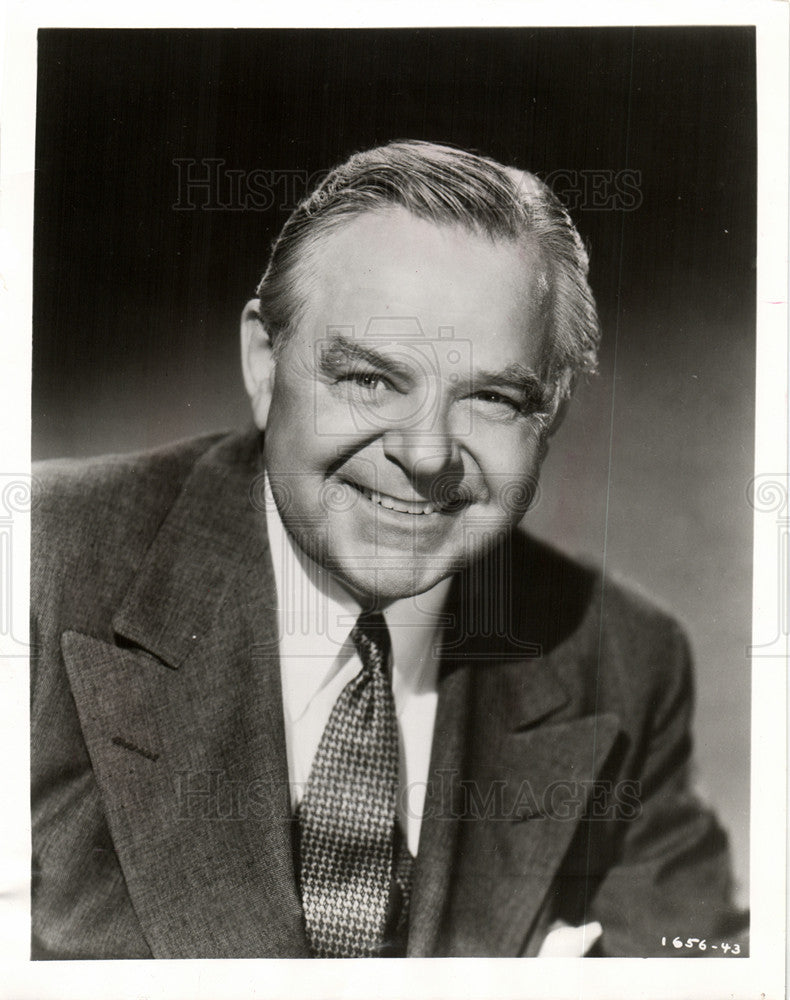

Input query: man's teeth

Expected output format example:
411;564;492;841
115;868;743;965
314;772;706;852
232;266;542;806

358;485;441;515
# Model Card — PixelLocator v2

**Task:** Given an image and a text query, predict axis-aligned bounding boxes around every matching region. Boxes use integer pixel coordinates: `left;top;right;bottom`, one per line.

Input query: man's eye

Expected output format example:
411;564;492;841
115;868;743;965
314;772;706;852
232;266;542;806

472;391;522;412
336;370;390;395
350;372;383;389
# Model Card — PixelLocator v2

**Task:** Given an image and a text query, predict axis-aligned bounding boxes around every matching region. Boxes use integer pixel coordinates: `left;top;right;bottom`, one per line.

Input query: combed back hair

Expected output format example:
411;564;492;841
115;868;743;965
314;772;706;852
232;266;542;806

255;140;600;409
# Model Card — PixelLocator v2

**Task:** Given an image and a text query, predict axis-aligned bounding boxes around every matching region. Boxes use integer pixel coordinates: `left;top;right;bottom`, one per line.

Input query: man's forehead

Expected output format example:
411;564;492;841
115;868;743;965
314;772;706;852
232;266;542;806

301;206;552;328
310;204;546;267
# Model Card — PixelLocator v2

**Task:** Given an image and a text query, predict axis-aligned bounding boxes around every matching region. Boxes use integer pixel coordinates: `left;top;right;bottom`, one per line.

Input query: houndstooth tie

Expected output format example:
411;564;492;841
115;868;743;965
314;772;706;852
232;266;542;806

298;611;399;958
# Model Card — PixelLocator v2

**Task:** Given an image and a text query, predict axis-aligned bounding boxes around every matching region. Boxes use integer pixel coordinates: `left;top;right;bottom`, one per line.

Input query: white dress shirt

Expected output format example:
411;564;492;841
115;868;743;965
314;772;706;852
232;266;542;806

264;478;451;856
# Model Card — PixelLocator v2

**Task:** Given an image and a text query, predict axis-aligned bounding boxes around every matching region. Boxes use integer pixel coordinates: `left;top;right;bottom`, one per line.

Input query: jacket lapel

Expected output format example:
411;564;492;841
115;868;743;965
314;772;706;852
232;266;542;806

408;540;622;957
405;644;472;957
61;431;308;958
436;707;620;957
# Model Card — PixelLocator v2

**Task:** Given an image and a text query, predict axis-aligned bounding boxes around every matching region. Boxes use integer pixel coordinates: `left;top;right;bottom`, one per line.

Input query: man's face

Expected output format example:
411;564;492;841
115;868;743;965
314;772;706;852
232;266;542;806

247;207;555;602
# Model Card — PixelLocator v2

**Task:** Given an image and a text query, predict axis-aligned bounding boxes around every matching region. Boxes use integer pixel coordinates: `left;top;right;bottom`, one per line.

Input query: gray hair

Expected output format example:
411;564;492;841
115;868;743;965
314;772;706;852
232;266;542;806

255;140;600;410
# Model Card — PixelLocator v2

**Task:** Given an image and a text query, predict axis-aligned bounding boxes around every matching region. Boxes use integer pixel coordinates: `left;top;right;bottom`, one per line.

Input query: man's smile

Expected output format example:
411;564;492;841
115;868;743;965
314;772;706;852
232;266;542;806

343;478;450;516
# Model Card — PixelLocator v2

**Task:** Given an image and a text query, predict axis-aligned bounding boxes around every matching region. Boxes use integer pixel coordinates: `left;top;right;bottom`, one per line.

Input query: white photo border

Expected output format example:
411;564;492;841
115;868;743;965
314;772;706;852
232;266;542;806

1;2;786;998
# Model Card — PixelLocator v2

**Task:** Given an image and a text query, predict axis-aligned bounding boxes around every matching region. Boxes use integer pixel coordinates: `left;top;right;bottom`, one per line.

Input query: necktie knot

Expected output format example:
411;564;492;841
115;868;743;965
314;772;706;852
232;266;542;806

350;610;391;678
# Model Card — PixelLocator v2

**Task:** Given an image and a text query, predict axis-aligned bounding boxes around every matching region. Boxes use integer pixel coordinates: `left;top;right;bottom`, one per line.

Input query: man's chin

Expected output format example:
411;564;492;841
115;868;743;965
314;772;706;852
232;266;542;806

328;561;454;605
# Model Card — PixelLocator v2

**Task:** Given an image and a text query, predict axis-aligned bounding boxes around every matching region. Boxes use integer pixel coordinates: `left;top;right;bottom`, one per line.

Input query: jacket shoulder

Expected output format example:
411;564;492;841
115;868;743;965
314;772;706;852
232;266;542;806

31;431;236;635
34;429;228;525
34;430;227;502
510;530;687;647
509;531;693;717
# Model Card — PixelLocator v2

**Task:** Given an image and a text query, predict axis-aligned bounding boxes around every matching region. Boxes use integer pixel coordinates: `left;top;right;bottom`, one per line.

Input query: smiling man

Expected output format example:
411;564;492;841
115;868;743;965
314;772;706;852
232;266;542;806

243;204;554;599
31;141;747;959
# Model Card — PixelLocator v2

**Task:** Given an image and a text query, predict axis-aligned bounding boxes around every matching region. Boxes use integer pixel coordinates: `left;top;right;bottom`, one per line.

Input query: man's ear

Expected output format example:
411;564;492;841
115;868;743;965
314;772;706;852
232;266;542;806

538;396;571;462
240;299;276;429
547;396;571;438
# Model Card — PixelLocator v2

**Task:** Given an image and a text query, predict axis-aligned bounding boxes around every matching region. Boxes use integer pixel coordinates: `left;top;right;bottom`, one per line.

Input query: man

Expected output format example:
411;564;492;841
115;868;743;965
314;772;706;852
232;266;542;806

31;141;746;959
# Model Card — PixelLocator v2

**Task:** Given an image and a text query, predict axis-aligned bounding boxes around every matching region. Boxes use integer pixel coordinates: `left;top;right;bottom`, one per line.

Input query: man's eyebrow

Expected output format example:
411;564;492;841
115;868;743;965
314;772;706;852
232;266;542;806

470;364;551;406
318;336;412;379
319;337;551;407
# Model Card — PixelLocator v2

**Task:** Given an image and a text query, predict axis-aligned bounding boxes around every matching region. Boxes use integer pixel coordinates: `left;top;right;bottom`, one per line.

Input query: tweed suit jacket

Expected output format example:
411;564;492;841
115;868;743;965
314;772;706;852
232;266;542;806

30;428;746;959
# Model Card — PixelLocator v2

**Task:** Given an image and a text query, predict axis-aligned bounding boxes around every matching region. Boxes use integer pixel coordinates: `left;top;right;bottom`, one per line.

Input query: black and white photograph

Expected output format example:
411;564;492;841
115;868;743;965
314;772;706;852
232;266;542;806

1;4;787;999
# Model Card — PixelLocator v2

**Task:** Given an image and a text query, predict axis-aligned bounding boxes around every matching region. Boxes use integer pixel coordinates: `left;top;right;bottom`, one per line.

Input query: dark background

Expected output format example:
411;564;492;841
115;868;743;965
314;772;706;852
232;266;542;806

33;27;755;903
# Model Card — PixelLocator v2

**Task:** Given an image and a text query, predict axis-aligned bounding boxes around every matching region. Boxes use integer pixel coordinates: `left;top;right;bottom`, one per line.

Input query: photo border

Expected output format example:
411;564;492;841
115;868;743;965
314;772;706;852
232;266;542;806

1;2;786;998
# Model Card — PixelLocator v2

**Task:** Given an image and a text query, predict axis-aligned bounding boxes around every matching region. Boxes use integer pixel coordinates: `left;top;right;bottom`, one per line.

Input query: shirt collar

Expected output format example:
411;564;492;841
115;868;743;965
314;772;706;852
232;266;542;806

385;579;451;704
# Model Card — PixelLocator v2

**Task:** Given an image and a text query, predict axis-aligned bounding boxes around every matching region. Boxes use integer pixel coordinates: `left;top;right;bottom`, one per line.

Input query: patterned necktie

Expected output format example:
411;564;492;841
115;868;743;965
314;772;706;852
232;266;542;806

298;611;399;958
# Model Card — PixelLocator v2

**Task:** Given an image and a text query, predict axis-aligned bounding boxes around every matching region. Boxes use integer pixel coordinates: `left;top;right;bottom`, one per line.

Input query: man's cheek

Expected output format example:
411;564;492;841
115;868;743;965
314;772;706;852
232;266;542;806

308;396;359;441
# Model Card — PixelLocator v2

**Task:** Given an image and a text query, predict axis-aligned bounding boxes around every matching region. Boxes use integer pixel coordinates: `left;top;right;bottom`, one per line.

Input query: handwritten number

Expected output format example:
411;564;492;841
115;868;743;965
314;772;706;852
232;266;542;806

665;936;739;954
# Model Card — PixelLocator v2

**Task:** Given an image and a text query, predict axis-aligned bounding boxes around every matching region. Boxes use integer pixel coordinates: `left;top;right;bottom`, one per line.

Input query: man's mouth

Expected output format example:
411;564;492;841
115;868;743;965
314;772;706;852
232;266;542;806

348;481;448;516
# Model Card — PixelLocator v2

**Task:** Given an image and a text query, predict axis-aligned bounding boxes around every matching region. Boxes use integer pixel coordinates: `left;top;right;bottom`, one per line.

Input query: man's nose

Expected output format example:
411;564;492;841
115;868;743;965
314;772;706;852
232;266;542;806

381;416;460;482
